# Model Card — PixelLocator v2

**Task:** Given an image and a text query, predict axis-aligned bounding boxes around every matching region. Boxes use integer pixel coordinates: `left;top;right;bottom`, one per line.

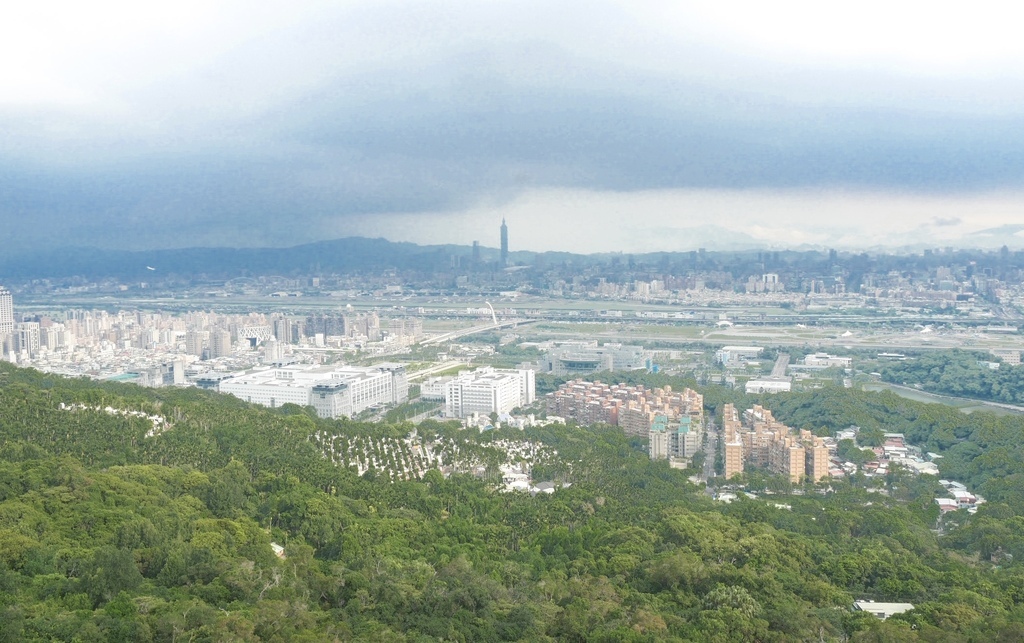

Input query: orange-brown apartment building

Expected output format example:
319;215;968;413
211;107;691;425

721;403;829;483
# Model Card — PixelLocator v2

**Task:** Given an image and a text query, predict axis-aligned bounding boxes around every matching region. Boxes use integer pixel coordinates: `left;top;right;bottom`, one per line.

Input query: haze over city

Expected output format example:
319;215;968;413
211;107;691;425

13;6;1024;640
5;1;1024;252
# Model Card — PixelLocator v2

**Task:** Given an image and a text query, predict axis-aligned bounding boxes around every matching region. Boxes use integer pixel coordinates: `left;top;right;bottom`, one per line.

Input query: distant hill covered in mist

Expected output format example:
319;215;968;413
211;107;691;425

1;235;1019;282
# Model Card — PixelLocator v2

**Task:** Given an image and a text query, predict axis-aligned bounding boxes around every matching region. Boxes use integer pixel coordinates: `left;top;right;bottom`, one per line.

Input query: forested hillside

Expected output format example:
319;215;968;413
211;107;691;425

880;349;1024;405
2;364;1024;641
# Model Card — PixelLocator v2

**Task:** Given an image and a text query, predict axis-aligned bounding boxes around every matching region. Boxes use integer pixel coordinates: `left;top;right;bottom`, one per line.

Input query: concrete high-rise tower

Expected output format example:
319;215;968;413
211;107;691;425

210;328;233;358
0;287;12;337
500;218;508;267
185;329;205;358
0;286;13;357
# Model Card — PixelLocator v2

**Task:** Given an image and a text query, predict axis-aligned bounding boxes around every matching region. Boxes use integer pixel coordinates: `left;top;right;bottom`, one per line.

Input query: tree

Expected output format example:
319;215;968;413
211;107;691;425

85;547;143;607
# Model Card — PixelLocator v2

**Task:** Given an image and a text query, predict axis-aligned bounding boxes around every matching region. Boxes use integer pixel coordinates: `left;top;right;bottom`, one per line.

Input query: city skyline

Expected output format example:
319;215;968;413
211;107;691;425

7;5;1024;632
3;2;1024;253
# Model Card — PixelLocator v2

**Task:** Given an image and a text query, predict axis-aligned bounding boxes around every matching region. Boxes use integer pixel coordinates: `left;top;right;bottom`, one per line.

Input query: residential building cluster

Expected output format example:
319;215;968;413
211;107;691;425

935;479;984;514
721;403;830;484
302;311;423;345
546;380;704;438
857;431;941;478
0;296;424;385
744;273;784;293
647;412;703;466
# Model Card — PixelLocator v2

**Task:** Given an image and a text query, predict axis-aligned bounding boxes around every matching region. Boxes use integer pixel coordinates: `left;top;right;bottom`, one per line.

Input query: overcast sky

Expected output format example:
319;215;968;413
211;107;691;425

4;0;1024;253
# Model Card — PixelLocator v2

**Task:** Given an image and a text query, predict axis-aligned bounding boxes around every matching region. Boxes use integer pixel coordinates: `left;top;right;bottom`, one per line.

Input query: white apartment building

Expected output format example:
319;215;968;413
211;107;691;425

13;322;41;359
649;428;670;459
444;367;536;418
218;363;408;419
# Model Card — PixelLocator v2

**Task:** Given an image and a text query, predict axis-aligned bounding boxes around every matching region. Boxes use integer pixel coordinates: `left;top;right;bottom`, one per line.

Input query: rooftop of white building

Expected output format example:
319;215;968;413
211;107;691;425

221;363;403;389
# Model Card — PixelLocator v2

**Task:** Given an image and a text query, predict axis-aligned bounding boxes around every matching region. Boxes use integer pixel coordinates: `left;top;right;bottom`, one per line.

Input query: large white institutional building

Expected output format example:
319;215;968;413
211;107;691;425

444;367;536;418
543;341;647;375
218;363;408;418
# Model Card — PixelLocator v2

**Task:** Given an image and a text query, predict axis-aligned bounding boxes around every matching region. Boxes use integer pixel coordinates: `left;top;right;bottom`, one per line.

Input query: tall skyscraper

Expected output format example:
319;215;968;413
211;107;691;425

500;218;508;267
0;286;13;356
0;287;12;337
272;317;292;343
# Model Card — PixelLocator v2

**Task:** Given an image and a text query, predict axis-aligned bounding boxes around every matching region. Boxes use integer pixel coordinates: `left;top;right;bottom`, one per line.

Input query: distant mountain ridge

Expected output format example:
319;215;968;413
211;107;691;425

0;237;568;281
4;236;794;281
2;234;1019;282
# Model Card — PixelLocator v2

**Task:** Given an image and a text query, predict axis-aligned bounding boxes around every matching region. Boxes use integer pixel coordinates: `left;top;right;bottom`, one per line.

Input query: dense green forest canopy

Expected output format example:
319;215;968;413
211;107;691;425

3;363;1024;641
880;349;1024;405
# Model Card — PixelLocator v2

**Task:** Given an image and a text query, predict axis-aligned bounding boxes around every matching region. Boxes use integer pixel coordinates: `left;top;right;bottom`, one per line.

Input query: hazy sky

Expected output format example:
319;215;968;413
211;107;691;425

4;0;1024;252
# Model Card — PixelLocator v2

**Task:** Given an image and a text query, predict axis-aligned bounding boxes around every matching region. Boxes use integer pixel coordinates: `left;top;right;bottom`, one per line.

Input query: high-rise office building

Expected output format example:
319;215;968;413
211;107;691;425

0;287;12;334
0;287;12;356
272;317;292;343
500;218;508;267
